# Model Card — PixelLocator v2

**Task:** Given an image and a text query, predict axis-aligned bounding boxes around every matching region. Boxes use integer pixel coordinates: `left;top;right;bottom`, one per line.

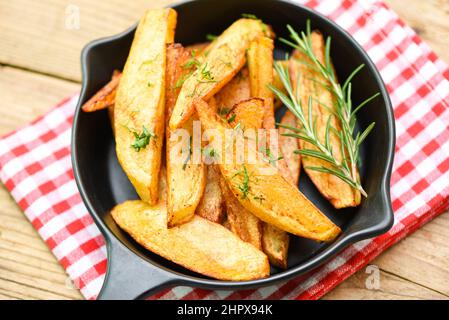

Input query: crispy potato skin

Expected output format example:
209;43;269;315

111;200;269;281
226;98;265;129
220;167;263;250
114;9;177;204
262;224;290;269
290;31;360;208
165;44;206;227
185;42;210;54
82;71;121;112
279;110;301;185
195;99;341;242
215;68;251;115
169;19;266;129
196;164;225;223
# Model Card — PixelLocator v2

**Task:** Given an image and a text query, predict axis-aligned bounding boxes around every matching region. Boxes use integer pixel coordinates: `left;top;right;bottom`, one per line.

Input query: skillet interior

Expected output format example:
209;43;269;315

73;0;394;287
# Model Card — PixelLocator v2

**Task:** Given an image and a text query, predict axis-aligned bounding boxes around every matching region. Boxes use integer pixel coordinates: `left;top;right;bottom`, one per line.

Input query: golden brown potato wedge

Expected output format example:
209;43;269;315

195;99;341;242
279;110;301;185
82;70;121;112
290;31;360;208
261;224;290;269
196;164;225;223
226;98;265;130
166;44;206;227
111;200;269;281
220;175;262;250
114;9;177;205
246;38;292;267
185;42;210;55
223;98;265;251
169;18;266;129
215;68;251;116
246;36;293;185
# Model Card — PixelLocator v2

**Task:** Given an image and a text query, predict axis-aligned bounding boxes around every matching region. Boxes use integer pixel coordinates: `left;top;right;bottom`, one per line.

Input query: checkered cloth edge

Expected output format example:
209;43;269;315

1;0;449;300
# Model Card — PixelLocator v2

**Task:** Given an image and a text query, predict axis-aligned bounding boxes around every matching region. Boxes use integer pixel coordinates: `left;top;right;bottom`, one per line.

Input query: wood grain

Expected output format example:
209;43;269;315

0;0;448;300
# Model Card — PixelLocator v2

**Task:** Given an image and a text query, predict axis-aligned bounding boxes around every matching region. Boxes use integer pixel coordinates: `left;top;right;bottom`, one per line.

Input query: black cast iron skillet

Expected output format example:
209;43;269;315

72;0;395;300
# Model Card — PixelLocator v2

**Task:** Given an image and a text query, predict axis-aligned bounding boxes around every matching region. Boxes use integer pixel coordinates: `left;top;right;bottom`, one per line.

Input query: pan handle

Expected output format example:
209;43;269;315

98;236;177;300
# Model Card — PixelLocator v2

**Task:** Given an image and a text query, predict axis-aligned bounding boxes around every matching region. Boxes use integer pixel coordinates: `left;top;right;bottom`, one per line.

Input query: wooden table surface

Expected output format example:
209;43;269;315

0;0;448;300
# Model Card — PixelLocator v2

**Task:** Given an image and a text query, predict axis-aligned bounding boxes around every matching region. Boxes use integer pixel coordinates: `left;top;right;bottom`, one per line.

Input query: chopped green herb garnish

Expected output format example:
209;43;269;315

182;137;193;170
263;147;284;166
227;114;236;123
233;165;250;199
241;13;258;19
206;33;218;41
147;82;153;87
131;126;155;152
253;194;266;203
200;63;214;81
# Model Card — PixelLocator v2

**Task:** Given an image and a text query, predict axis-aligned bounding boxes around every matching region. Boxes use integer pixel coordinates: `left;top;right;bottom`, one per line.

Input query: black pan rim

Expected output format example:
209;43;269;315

71;0;396;290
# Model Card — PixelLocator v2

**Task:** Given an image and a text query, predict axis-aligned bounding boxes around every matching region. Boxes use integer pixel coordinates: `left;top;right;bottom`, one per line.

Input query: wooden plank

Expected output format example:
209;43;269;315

385;0;449;63
323;267;447;300
0;66;79;136
0;1;446;83
0;0;175;82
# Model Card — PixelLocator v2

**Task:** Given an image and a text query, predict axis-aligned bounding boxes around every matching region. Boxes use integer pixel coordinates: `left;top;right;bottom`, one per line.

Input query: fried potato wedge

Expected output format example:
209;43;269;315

261;223;290;269
215;68;251;115
247;36;293;185
247;38;292;267
196;164;224;223
220;175;262;250
224;98;265;250
279;110;301;185
290;31;360;208
169;18;266;129
82;70;121;112
185;42;210;55
195;99;341;242
114;9;177;205
226;98;265;130
111;200;269;281
166;43;206;227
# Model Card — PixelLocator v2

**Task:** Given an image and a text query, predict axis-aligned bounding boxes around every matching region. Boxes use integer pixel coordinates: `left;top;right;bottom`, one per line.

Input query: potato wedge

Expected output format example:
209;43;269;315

246;36;293;185
290;31;360;208
226;98;265;130
220;175;262;250
195;99;341;242
166;44;206;227
111;200;269;281
196;164;224;223
114;9;177;204
261;224;290;269
215;68;251;116
169;18;266;129
223;98;265;250
279;110;301;185
186;42;210;55
247;37;292;267
82;70;121;112
226;97;289;268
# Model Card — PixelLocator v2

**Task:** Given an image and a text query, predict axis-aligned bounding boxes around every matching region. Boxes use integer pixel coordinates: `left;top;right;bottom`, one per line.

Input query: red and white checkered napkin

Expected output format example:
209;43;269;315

1;0;449;300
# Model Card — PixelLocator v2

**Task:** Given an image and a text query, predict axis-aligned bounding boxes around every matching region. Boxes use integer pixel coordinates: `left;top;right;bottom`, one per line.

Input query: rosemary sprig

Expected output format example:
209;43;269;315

269;21;380;197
